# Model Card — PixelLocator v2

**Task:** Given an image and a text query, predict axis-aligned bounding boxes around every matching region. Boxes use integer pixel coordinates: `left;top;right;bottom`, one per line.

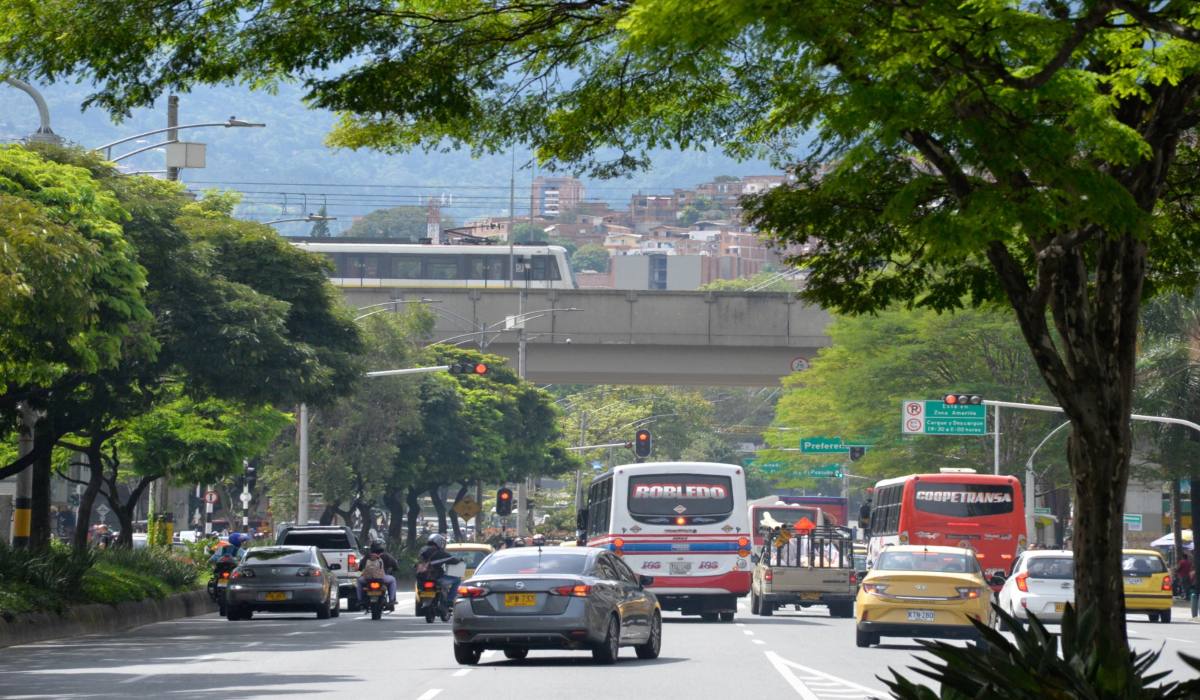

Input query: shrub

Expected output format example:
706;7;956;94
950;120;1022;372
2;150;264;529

95;547;202;590
881;604;1200;699
0;541;94;598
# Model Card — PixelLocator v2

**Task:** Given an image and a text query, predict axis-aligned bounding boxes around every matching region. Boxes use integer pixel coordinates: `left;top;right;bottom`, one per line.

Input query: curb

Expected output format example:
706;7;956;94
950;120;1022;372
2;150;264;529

0;589;216;649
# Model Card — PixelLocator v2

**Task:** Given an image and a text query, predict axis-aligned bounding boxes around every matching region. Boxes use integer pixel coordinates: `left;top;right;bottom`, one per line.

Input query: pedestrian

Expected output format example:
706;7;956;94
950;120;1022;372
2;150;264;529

1175;551;1192;599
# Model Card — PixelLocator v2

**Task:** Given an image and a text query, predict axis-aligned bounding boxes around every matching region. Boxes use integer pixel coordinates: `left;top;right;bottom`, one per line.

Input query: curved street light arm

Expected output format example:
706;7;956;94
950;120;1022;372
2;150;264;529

95;119;265;156
4;78;60;141
111;139;178;163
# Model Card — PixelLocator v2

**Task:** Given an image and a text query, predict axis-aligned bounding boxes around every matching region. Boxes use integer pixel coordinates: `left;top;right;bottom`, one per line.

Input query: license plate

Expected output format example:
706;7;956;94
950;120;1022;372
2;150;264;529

216;579;229;588
800;591;822;601
669;561;692;575
1054;603;1065;613
906;609;935;622
1126;577;1142;585
262;592;288;602
504;593;536;607
367;589;384;597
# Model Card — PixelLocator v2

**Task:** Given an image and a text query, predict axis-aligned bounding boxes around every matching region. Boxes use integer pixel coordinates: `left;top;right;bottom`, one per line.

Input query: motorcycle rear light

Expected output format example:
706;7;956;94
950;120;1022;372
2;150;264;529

231;568;255;579
369;581;382;590
1015;572;1029;592
1163;575;1172;591
423;580;435;590
220;571;231;579
458;585;487;598
550;584;592;597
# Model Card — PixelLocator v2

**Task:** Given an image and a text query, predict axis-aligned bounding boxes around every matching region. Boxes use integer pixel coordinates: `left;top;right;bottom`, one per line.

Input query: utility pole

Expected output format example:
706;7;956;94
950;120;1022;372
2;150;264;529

508;147;516;288
12;403;37;548
298;403;310;526
166;95;180;181
574;411;588;541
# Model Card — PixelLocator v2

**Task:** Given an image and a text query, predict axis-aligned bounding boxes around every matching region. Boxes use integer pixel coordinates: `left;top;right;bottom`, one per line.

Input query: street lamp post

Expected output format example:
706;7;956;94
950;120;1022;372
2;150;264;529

1024;421;1070;547
264;214;337;226
3;78;64;144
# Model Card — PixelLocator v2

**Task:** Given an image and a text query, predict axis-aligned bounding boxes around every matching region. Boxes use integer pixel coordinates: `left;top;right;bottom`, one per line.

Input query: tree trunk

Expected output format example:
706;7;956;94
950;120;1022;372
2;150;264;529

319;503;337;526
405;487;421;548
356;500;373;544
72;444;105;550
1068;427;1130;645
29;424;53;549
384;488;405;540
449;483;469;541
430;485;448;534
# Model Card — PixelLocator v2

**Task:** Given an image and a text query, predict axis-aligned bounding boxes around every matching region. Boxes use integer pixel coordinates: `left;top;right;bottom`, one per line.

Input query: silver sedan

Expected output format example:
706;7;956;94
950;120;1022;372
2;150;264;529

224;546;341;620
451;546;661;665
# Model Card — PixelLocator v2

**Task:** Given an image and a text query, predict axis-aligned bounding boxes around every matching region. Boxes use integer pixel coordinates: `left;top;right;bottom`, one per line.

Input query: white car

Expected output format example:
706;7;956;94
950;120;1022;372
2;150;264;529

996;549;1075;626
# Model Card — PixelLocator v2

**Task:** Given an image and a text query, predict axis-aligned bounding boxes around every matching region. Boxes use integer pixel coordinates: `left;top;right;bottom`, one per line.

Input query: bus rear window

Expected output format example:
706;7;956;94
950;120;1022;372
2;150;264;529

913;482;1015;517
628;474;733;524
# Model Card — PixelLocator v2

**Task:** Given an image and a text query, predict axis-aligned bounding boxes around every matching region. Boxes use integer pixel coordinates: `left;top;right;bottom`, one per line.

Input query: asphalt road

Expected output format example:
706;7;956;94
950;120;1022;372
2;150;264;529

2;595;1198;699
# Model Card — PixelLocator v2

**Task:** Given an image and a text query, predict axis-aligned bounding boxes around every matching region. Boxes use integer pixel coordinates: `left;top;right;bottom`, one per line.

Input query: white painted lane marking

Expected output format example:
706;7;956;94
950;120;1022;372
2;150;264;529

481;650;498;659
244;641;262;648
1167;637;1194;644
744;630;754;636
764;650;887;699
119;673;153;684
453;669;472;677
416;690;443;700
753;639;766;645
735;623;746;627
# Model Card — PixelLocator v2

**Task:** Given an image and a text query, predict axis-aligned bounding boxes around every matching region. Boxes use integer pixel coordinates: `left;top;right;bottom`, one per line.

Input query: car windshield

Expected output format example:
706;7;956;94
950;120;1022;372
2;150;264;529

1122;554;1166;575
280;532;353;549
473;552;588;576
244;548;312;564
1026;557;1073;579
876;551;977;573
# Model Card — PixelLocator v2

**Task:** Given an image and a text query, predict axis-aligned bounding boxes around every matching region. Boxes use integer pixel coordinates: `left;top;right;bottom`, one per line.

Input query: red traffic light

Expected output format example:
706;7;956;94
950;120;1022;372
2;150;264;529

943;393;982;405
634;429;653;459
498;490;511;501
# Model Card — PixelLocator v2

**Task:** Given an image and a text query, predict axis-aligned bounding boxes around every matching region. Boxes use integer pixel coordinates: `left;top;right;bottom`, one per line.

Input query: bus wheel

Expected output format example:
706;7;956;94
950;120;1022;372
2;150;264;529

719;612;734;623
700;612;718;622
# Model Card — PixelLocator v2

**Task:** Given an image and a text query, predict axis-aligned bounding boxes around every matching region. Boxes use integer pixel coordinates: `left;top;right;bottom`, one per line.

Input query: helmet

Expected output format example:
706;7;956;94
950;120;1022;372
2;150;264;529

428;533;447;548
370;540;385;554
228;532;249;547
531;534;546;545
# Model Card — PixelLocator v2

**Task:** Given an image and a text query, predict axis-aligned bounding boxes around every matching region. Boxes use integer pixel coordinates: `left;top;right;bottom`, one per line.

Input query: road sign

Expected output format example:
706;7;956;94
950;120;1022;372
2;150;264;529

901;400;987;436
800;436;845;454
1123;513;1143;531
741;457;755;468
96;504;110;519
1034;507;1052;516
454;496;482;520
757;461;785;474
790;357;810;372
792;464;843;478
204;491;219;505
239;490;252;507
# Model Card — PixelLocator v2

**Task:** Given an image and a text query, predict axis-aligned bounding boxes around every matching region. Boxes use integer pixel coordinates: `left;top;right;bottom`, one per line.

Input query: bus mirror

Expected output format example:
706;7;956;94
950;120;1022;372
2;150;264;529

750;553;760;565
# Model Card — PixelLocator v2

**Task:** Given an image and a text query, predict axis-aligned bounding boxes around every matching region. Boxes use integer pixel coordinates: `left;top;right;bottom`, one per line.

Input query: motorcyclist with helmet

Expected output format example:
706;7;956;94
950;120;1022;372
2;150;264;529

356;540;400;611
209;532;249;563
531;533;547;547
417;533;463;604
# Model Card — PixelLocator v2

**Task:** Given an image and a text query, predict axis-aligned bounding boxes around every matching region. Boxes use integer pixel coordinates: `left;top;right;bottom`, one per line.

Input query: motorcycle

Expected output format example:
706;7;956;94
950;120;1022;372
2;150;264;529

363;578;388;621
415;575;452;623
207;555;237;617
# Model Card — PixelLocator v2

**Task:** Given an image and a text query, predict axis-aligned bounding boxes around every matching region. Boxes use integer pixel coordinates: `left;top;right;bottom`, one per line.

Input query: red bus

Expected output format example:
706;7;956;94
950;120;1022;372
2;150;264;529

866;470;1026;586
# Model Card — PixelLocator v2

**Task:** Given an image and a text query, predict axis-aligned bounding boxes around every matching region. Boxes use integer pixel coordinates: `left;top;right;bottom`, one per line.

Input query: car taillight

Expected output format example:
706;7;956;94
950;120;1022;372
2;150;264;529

862;583;887;596
956;587;983;599
368;581;382;590
763;568;773;582
1015;573;1029;592
458;585;487;598
1163;575;1173;591
849;571;857;585
296;567;323;577
422;580;435;590
347;554;357;570
231;568;254;579
550;584;592;597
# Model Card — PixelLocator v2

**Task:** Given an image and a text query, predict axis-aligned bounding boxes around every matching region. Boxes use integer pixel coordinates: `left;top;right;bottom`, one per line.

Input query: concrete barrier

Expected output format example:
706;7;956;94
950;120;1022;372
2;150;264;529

0;589;216;649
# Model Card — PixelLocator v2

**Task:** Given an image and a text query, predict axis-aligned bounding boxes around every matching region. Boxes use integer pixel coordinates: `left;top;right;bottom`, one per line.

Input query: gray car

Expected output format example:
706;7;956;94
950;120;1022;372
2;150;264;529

224;546;341;620
451;547;661;665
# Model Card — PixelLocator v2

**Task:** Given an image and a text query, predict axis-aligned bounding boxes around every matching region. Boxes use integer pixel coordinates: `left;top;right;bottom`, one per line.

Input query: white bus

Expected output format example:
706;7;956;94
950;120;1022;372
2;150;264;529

290;239;577;289
583;462;752;621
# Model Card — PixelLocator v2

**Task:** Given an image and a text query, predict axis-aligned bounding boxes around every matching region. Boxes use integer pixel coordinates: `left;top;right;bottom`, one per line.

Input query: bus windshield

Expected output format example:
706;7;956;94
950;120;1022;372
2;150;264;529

913;482;1015;517
628;474;734;524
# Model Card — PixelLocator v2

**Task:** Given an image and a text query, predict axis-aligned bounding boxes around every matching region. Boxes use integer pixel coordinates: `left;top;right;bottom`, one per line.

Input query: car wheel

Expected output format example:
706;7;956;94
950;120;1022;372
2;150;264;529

1160;609;1172;624
225;606;241;622
317;598;332;620
503;648;529;660
760;601;773;617
1149;612;1159;623
592;616;621;665
453;643;481;665
700;612;718;622
751;591;761;615
635;613;662;660
719;611;735;623
331;599;340;618
855;628;875;648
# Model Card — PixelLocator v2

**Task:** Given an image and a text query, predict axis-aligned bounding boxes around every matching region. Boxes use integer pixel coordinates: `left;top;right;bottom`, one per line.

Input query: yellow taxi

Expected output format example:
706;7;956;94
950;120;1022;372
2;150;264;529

855;545;994;648
414;542;494;617
1121;549;1173;623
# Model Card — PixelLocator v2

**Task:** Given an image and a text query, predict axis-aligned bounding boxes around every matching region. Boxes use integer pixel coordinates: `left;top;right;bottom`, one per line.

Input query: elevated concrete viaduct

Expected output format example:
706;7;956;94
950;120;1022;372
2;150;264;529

342;287;831;387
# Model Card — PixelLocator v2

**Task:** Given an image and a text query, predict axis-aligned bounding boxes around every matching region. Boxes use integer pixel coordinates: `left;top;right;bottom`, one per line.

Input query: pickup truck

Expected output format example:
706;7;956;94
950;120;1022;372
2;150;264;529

276;525;362;610
750;524;857;618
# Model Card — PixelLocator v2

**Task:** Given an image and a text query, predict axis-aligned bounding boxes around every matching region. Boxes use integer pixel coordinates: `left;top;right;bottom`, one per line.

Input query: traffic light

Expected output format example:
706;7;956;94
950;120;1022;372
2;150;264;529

449;360;489;376
848;446;866;462
943;393;982;406
245;464;257;490
496;487;514;516
634;429;653;460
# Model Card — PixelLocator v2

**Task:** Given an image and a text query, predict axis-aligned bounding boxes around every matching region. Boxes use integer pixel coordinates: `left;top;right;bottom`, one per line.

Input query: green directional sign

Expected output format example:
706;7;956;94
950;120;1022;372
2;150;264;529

741;457;755;468
757;461;785;474
793;463;843;478
800;436;846;454
1034;507;1052;516
901;400;987;436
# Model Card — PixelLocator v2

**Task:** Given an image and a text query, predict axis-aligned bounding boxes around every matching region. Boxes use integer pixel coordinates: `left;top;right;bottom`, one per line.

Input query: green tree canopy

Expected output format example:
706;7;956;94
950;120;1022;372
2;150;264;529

571;244;610;273
344;206;428;240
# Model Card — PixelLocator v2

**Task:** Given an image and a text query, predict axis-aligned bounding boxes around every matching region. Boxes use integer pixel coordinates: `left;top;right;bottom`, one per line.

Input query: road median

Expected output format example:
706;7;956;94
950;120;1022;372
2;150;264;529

0;589;215;649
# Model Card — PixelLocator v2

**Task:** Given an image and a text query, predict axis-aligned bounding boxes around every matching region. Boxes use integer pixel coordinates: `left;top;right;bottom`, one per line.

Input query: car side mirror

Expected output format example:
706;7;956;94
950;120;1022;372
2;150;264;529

638;575;654;588
856;571;868;583
329;563;341;570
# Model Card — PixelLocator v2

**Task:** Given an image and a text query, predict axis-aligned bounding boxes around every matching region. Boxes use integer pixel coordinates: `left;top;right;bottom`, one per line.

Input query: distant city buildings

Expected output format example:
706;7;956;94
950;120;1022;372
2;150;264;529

531;176;585;218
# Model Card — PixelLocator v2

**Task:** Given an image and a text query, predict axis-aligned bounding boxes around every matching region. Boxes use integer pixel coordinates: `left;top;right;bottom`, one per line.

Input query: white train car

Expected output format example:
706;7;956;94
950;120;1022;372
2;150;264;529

290;239;577;289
